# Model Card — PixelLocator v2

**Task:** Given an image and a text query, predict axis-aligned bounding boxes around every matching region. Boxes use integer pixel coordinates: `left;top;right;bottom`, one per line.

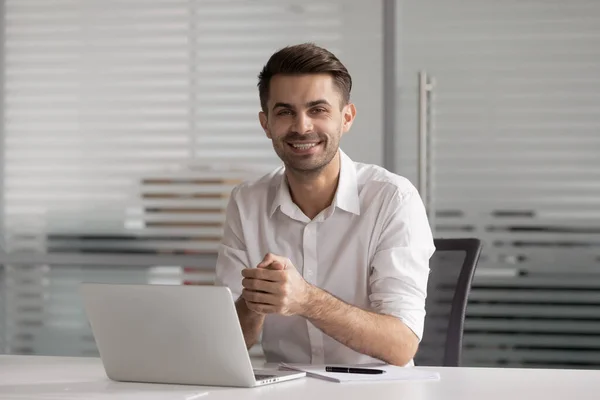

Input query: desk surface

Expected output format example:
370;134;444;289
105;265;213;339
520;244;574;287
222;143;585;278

1;355;599;400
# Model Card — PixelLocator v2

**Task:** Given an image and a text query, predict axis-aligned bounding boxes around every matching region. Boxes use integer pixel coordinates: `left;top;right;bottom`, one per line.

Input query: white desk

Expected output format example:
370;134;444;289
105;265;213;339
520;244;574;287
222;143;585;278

1;355;599;400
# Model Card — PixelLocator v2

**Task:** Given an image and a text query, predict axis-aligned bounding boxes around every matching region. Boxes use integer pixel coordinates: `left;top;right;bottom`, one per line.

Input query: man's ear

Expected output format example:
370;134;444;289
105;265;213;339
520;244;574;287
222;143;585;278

259;111;271;138
341;103;356;133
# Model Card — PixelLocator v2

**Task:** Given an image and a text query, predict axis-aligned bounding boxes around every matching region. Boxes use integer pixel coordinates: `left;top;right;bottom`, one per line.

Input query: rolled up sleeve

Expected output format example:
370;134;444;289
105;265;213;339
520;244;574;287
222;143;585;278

369;188;435;341
215;186;249;300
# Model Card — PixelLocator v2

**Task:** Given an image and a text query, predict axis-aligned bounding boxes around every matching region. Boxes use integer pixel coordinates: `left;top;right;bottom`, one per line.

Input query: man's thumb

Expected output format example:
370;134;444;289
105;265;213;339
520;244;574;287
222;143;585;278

267;260;286;270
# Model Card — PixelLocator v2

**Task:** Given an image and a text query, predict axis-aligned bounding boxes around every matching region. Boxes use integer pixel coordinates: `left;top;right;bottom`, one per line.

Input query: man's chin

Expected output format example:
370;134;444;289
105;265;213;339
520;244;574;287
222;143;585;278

284;156;336;175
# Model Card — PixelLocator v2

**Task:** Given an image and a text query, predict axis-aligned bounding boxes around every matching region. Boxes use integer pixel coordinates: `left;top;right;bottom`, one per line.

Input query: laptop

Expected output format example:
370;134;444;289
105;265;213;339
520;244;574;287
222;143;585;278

80;283;306;388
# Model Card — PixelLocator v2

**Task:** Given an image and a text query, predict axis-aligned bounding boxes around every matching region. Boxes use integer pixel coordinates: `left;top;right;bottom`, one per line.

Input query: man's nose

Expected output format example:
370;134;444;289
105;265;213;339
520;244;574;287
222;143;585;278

292;112;314;134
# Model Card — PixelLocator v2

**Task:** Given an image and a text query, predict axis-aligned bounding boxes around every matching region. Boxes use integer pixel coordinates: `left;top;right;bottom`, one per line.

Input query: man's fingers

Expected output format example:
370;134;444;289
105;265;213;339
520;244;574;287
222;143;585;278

242;288;280;306
242;278;283;294
241;267;285;282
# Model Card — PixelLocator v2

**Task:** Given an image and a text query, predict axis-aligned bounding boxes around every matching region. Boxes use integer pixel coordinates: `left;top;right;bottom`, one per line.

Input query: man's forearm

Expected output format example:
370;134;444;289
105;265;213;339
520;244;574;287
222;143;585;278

235;296;265;349
301;286;419;366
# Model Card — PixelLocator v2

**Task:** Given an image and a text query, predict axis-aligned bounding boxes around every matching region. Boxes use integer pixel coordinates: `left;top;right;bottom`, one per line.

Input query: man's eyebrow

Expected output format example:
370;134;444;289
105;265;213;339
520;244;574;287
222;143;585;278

272;99;332;111
273;102;294;110
306;99;331;108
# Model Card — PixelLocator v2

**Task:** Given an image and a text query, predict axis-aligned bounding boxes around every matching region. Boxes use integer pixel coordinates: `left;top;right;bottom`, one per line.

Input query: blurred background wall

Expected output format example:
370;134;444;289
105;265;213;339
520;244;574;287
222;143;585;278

1;0;599;369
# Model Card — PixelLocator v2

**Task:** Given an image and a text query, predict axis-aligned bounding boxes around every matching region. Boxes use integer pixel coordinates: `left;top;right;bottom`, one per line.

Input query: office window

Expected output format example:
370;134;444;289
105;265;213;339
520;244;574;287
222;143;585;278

397;0;600;369
0;0;368;356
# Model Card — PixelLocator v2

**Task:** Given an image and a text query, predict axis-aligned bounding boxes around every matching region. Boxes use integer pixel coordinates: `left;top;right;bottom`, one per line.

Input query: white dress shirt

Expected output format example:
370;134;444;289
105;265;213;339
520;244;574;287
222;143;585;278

215;150;435;366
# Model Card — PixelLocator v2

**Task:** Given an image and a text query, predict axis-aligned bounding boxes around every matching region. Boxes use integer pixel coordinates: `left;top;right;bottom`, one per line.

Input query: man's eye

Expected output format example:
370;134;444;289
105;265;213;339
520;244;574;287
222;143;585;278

311;108;326;114
277;110;292;116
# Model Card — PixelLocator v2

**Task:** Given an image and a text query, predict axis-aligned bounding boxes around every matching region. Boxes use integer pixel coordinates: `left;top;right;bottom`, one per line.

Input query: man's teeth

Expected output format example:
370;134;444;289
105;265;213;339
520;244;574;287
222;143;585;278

292;143;317;149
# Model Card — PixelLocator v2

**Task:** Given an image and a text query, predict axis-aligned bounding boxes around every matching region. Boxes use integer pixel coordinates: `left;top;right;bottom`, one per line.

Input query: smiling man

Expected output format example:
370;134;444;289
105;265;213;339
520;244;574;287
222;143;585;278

215;43;435;367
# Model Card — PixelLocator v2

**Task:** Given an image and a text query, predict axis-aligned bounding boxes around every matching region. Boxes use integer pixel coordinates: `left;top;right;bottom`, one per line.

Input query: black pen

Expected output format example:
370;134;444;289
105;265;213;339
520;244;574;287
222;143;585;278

325;366;385;374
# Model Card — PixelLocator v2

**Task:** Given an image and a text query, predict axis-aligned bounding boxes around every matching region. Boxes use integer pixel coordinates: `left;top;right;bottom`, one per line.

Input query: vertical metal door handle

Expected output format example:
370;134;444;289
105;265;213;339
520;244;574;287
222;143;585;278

418;71;435;227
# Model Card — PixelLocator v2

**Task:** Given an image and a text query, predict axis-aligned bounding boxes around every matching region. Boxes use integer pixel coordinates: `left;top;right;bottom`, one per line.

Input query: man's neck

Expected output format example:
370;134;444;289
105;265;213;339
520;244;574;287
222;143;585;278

286;152;341;220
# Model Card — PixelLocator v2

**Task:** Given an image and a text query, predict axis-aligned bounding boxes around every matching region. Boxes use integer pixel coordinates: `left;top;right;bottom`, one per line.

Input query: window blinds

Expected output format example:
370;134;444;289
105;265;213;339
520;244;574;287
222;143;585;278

1;0;345;356
397;0;600;368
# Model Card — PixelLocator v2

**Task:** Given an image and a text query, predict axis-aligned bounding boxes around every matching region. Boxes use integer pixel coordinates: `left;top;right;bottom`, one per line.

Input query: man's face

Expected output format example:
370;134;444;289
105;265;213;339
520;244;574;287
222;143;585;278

259;74;356;175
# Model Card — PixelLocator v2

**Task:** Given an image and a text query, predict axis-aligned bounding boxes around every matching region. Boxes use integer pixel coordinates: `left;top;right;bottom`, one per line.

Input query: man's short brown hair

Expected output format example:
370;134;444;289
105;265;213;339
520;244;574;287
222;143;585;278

257;43;352;112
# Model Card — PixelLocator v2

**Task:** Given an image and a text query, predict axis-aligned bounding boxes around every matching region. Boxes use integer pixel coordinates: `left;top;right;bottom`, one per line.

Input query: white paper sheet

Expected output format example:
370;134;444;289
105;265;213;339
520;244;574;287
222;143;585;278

279;363;440;383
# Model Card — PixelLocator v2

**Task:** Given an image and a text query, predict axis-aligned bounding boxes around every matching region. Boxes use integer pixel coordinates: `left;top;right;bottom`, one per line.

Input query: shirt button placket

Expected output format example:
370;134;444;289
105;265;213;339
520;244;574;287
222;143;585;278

303;222;324;364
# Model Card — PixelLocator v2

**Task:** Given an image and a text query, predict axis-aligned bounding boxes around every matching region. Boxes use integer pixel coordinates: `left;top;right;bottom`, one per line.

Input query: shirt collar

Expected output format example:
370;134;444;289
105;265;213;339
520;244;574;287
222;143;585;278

333;150;361;215
269;149;361;218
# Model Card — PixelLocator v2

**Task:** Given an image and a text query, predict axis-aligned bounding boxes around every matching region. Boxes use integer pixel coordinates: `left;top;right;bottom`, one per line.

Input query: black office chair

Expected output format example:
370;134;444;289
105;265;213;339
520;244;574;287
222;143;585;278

414;238;482;367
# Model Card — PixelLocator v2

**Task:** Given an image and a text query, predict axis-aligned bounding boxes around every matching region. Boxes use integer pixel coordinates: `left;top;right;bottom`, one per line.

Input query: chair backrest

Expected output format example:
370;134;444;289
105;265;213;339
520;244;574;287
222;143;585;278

414;238;482;367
